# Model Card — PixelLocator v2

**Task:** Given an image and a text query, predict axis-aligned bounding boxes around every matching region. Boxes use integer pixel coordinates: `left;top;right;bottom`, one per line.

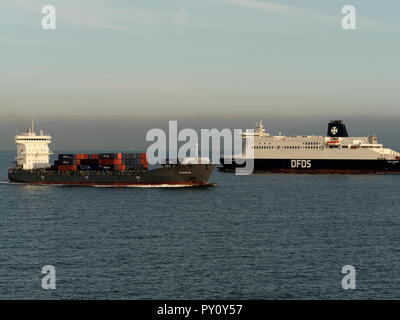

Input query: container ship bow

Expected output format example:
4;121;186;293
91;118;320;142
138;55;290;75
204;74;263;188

220;120;400;174
8;121;215;187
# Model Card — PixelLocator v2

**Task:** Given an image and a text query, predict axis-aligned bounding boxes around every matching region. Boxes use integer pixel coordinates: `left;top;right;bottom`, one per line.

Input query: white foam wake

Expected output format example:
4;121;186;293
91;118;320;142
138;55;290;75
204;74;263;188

93;184;199;188
1;181;203;188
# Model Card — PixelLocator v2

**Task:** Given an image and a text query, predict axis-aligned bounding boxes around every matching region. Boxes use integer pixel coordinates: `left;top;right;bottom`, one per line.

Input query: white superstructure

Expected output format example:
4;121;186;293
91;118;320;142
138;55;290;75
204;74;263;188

15;120;52;169
241;120;400;160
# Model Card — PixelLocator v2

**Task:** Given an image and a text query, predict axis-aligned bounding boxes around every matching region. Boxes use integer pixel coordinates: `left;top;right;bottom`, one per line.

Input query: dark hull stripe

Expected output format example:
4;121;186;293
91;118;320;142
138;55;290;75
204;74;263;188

250;169;400;174
220;158;400;174
8;164;215;186
9;181;207;187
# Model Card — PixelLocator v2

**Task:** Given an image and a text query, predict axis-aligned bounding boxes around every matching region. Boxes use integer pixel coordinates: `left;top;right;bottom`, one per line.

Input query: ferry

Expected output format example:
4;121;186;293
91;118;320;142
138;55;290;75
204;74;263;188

220;120;400;174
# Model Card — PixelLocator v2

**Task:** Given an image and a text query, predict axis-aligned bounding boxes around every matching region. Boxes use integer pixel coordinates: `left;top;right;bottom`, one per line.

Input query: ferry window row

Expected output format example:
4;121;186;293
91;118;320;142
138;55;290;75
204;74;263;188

16;138;50;141
255;146;275;149
254;146;320;149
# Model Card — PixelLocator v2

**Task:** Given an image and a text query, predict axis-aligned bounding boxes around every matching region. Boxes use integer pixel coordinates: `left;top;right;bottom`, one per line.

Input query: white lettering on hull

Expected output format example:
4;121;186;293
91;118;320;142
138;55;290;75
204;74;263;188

291;160;312;168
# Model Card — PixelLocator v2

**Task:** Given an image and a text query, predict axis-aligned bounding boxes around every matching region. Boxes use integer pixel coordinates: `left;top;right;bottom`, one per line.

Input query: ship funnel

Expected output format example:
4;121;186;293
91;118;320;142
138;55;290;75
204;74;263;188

327;120;349;137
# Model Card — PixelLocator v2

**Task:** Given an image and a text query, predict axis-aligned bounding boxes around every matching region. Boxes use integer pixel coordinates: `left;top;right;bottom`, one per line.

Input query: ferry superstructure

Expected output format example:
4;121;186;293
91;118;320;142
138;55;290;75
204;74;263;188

220;120;400;174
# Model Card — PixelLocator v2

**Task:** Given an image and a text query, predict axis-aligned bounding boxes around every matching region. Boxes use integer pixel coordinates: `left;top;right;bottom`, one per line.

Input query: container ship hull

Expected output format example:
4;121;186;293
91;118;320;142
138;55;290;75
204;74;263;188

220;158;400;174
10;123;215;187
8;164;215;187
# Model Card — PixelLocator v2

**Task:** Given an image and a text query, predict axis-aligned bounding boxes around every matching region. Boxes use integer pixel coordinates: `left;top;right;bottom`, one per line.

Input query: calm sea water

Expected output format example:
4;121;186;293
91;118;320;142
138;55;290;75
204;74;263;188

1;150;400;299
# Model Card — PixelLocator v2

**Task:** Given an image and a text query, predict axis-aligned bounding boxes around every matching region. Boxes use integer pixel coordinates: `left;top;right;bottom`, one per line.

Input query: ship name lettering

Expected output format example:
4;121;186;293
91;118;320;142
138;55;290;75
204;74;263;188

291;160;312;168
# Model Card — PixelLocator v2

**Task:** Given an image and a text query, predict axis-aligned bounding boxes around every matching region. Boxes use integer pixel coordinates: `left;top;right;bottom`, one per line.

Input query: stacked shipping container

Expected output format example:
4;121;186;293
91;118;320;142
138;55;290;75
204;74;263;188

55;153;148;171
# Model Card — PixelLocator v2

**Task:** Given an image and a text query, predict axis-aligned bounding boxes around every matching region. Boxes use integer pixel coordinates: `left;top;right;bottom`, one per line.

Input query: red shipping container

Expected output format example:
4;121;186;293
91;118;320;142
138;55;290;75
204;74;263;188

114;164;126;171
58;165;77;171
99;159;122;165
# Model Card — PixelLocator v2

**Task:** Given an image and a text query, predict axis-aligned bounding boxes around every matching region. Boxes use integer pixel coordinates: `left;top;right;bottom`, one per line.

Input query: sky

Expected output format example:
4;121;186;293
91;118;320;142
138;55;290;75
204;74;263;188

0;0;399;149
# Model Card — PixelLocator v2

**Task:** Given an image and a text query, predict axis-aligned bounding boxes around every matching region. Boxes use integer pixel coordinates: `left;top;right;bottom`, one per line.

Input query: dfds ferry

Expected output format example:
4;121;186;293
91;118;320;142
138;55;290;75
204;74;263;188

220;120;400;174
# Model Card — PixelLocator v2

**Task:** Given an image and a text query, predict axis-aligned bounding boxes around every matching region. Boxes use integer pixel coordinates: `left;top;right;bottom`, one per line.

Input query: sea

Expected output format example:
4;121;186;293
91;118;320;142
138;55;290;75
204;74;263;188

1;150;400;299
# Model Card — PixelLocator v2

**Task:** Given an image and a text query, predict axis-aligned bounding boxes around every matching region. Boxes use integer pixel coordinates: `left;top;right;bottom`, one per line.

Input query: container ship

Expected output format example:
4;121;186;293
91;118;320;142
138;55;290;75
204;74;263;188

220;120;400;174
8;121;215;187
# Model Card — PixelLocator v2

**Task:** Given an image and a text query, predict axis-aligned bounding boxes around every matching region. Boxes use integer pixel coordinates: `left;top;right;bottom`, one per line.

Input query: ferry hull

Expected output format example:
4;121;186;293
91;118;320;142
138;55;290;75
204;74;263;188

8;164;215;187
220;158;400;174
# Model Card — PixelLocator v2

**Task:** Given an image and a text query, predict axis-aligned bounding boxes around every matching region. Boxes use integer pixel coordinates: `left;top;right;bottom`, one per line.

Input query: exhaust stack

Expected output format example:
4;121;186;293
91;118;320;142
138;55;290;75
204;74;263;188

327;120;349;137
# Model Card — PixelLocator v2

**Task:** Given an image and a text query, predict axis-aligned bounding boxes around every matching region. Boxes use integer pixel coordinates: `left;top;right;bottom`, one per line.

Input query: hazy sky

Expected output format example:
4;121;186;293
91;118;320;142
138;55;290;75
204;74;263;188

0;1;399;149
2;113;400;151
1;0;399;114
